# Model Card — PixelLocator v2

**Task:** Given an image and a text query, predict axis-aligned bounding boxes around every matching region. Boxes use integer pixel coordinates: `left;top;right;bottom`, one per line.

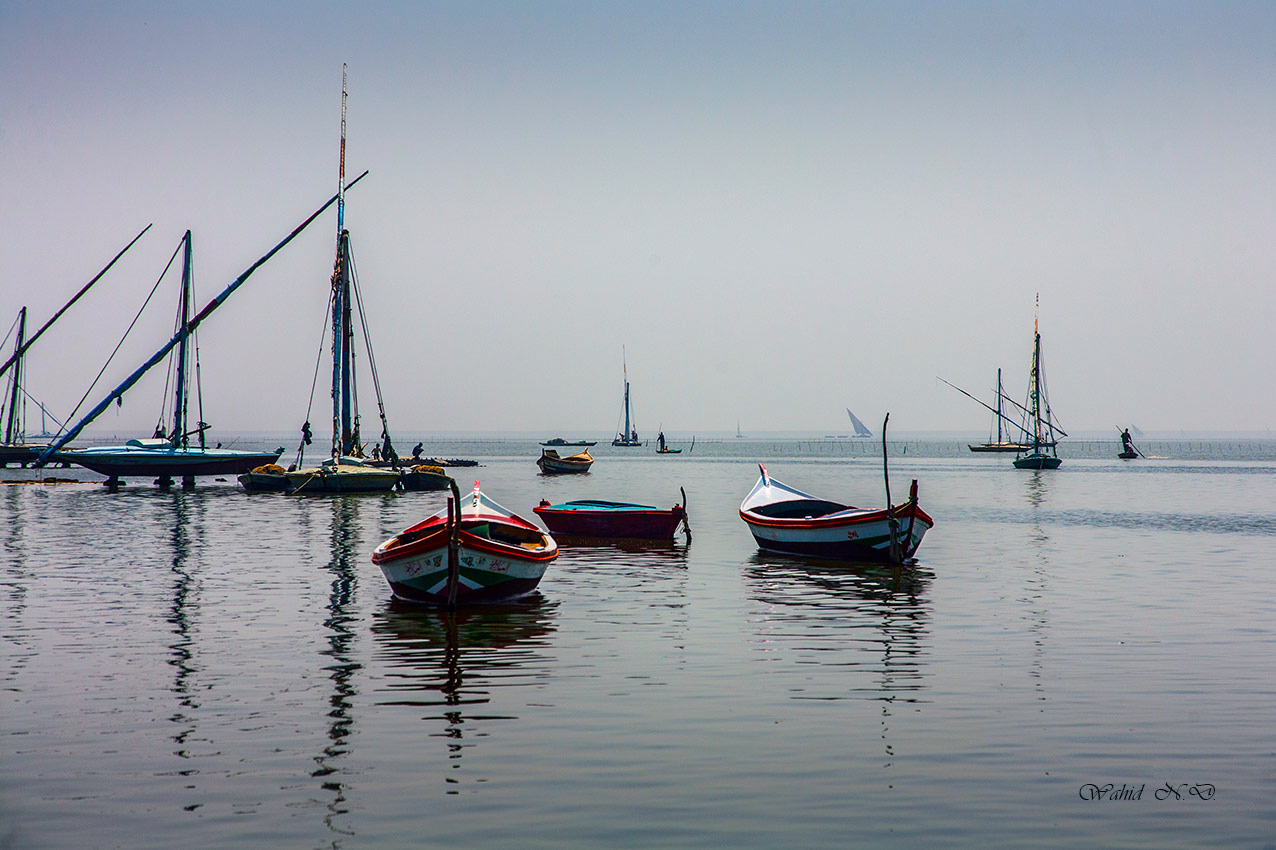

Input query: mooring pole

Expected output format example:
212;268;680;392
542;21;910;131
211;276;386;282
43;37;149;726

882;413;902;566
446;477;461;609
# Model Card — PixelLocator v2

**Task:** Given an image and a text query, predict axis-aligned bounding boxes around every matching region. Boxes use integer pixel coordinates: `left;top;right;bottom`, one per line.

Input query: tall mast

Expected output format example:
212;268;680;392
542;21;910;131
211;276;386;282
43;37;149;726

995;367;1003;443
4;308;26;444
1029;296;1042;450
171;231;193;447
622;348;631;440
331;64;349;460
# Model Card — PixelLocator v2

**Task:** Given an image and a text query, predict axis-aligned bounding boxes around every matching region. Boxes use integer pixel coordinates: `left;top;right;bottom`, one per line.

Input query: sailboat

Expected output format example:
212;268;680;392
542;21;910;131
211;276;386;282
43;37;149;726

1012;299;1065;470
952;369;1035;453
274;66;400;495
846;408;873;438
611;349;643;446
37;219;345;485
0;228;150;467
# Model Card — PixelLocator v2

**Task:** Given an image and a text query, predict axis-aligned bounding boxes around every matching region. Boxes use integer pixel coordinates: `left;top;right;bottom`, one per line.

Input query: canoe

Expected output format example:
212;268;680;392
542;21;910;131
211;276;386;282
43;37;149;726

537;448;593;474
534;496;689;540
739;464;933;563
372;481;558;604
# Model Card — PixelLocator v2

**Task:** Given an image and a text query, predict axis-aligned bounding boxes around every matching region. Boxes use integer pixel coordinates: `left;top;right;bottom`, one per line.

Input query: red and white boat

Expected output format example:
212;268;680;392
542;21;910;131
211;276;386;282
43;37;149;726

372;481;558;604
739;464;933;563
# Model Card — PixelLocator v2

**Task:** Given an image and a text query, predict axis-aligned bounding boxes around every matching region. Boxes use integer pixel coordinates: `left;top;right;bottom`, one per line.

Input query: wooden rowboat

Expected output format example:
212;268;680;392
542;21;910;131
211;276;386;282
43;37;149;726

739;464;933;563
534;493;690;540
537;448;593;474
372;481;558;605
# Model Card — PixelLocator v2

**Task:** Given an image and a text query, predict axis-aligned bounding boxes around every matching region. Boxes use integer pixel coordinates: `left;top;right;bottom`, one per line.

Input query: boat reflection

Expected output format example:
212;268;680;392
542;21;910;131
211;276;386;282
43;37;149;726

743;552;932;782
369;596;558;792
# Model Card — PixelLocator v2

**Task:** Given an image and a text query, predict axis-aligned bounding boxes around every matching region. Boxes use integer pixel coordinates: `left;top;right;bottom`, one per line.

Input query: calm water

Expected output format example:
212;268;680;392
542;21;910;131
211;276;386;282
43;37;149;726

3;439;1275;849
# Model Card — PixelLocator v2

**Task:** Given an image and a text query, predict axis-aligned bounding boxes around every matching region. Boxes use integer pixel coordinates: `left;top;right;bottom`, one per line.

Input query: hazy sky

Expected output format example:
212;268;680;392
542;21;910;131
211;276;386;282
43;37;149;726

4;1;1274;439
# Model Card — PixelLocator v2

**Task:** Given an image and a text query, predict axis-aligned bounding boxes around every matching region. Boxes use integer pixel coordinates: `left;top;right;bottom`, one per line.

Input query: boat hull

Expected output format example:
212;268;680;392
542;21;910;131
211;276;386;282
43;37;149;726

55;445;282;478
741;503;933;563
1013;453;1062;469
537;449;593;474
1118;451;1138;460
286;463;400;493
968;442;1036;453
399;465;450;490
372;528;555;604
0;444;48;467
534;501;685;540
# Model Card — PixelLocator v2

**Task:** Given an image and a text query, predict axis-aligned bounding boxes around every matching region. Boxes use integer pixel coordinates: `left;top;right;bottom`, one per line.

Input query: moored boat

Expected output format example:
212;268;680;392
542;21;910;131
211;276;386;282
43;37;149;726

265;67;399;495
35;223;327;485
399;463;450;490
534;493;690;540
541;437;596;447
739;464;933;563
537;447;593;474
372;481;558;605
1012;297;1065;470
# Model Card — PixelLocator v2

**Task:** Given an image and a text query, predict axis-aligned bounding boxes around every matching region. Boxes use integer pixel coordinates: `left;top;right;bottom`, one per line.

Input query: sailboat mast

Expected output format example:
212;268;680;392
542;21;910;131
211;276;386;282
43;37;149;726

4;308;25;444
171;232;193;447
995;367;1003;443
340;233;355;455
331;64;349;460
1030;328;1043;450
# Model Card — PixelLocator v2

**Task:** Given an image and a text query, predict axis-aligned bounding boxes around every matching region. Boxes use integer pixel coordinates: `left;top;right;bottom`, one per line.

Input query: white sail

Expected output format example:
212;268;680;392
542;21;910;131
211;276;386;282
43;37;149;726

846;408;872;438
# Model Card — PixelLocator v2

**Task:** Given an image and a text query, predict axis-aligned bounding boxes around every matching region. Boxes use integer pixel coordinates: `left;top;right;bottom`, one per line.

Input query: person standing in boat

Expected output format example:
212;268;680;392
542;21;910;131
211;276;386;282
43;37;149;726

1121;428;1134;453
658;431;666;452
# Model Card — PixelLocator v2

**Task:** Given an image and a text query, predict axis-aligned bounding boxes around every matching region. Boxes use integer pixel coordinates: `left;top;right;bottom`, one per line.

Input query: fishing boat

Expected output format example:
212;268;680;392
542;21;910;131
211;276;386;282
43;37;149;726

399;463;451;490
540;437;596;447
1012;298;1065;470
1;228;151;467
253;67;399;495
846;408;873;438
739;464;933;563
537;447;593;474
1117;427;1140;460
534;492;690;540
38;228;315;486
611;349;643;446
372;480;558;605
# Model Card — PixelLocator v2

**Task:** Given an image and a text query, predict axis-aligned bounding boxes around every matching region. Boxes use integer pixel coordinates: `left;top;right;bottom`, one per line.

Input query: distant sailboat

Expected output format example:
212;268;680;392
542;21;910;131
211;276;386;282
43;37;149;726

939;369;1035;453
736;420;743;438
1013;297;1066;470
846;408;872;438
612;349;643;446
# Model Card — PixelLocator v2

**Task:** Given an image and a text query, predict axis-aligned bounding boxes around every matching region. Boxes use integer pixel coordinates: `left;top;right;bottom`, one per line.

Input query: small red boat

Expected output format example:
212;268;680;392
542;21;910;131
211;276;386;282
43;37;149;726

533;492;690;541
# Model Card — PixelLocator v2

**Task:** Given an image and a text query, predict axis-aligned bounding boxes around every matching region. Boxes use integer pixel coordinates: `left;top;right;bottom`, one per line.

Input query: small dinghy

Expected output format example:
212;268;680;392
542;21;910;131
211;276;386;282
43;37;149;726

537;447;593;474
372;481;558;605
739;464;933;563
534;491;690;540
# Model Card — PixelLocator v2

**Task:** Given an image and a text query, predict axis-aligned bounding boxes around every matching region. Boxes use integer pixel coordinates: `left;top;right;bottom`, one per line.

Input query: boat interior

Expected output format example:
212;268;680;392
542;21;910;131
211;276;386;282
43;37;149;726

749;498;851;519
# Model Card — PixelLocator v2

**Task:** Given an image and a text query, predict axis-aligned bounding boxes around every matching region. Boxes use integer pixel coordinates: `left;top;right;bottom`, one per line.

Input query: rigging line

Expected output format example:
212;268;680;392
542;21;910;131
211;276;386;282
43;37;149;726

63;236;185;431
346;247;391;436
16;385;68;432
298;286;337;468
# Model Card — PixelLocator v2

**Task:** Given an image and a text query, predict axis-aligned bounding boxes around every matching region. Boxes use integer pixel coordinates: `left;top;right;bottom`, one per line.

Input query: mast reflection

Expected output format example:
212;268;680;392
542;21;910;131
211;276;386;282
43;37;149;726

369;597;558;792
314;495;361;838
